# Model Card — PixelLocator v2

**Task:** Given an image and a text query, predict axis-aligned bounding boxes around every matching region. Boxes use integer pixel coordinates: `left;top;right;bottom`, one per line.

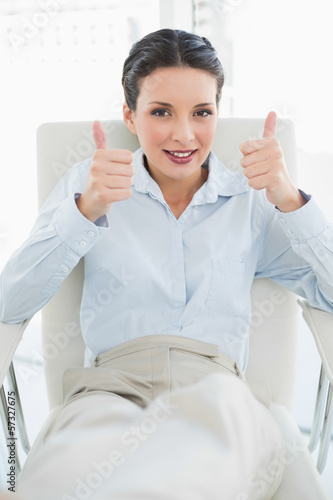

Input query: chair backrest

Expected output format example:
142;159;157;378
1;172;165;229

36;118;300;410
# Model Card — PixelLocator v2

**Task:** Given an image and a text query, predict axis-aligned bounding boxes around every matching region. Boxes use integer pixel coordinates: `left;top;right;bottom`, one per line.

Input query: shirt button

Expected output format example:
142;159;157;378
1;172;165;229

62;266;69;273
88;231;95;237
80;240;86;247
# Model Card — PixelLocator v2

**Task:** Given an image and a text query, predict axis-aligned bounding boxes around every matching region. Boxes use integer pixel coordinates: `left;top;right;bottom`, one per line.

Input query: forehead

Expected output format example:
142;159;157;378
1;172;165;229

137;66;217;105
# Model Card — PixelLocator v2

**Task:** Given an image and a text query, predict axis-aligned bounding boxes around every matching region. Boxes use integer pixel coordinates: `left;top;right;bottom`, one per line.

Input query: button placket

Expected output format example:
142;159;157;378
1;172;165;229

169;216;186;329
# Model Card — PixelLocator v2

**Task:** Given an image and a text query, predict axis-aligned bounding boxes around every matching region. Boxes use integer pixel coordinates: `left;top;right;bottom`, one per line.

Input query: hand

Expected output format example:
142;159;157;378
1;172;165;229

76;121;135;222
239;111;307;212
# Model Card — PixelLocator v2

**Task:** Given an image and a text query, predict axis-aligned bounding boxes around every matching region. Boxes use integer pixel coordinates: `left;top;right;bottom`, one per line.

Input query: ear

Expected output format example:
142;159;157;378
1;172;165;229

123;103;137;135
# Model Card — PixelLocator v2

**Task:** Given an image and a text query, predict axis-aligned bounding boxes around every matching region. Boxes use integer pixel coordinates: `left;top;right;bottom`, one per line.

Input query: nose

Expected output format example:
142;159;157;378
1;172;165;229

171;118;195;145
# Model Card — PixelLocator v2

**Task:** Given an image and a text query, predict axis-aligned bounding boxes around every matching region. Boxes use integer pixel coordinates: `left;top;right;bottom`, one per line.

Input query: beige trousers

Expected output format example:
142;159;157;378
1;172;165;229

17;335;284;500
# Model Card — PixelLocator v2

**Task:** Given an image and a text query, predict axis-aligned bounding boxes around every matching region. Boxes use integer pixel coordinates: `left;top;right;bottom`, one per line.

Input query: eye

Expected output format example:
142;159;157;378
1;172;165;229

194;109;213;117
151;109;171;117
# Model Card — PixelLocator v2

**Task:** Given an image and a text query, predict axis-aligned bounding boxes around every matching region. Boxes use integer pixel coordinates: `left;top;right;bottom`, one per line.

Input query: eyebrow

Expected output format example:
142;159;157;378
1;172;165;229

148;101;215;108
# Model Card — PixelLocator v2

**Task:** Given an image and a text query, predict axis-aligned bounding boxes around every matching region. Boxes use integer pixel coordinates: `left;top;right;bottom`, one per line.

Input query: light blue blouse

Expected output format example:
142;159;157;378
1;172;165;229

1;149;333;369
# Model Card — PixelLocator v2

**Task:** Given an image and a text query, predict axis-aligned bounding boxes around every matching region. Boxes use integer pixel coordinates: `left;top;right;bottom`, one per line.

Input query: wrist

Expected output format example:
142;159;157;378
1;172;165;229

276;189;308;213
75;194;107;223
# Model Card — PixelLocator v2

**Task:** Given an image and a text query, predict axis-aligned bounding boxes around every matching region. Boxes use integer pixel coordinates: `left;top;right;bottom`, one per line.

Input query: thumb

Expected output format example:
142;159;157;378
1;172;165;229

263;111;277;138
93;120;108;149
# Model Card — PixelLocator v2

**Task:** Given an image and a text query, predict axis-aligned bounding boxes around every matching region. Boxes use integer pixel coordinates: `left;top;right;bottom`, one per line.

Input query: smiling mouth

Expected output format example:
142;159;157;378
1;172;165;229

165;150;197;158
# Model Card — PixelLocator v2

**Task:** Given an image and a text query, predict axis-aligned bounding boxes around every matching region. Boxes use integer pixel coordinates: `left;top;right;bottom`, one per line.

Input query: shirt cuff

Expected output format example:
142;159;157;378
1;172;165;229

276;196;329;242
53;194;109;255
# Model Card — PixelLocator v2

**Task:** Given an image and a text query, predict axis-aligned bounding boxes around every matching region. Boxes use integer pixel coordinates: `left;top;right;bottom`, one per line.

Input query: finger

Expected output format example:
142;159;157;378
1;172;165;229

247;175;269;192
93;148;134;165
91;163;135;180
100;186;132;202
104;163;135;177
240;142;282;167
93;120;108;150
243;161;270;180
239;139;264;155
263;111;277;138
104;175;133;189
240;137;278;155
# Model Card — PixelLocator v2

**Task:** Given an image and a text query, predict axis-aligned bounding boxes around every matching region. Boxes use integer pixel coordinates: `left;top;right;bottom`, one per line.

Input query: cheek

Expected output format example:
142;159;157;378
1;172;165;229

199;125;216;147
141;123;168;147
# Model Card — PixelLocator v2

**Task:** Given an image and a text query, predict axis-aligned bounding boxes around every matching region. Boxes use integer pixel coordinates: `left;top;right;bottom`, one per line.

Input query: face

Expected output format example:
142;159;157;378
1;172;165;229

123;66;218;187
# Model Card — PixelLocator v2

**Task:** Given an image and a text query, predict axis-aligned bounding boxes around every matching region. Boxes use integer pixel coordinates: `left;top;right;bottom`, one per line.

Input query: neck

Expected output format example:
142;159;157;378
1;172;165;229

162;169;208;207
144;156;208;216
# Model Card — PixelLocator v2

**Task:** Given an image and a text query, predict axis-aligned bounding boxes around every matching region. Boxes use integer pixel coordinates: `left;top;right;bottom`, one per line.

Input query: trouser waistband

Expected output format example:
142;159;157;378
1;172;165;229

93;334;242;377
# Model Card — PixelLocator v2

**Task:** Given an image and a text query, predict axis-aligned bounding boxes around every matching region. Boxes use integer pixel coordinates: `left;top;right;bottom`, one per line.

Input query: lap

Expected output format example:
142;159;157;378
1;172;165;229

19;373;283;500
17;336;284;499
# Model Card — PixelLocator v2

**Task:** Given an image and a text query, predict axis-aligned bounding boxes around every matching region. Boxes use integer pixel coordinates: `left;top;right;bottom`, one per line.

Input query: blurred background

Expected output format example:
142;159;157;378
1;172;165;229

0;0;332;493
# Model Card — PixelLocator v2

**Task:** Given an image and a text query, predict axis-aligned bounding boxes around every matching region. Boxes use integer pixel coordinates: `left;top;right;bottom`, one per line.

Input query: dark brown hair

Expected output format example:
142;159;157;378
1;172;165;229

122;29;224;111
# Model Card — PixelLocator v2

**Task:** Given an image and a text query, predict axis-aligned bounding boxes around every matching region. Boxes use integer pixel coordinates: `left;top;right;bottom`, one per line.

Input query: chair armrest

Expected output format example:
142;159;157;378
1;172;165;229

0;319;31;387
297;299;333;384
297;299;333;473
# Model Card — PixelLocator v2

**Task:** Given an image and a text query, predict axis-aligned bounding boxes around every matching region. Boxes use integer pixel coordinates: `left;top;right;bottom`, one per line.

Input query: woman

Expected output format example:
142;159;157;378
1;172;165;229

1;29;332;500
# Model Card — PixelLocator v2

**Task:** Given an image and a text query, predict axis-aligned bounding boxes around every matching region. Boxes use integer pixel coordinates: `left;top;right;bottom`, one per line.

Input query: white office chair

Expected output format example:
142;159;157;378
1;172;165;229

1;118;332;498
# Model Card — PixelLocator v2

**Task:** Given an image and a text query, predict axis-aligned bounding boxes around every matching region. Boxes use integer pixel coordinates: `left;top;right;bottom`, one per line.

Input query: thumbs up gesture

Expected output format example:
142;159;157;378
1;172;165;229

239;111;306;212
76;121;135;222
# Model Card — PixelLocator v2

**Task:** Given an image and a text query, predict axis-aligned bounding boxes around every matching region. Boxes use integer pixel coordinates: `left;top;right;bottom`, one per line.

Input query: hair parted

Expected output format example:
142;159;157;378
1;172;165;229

121;29;224;111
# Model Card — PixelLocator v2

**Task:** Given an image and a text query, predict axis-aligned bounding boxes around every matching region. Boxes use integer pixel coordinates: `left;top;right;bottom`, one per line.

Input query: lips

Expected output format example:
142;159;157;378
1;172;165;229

163;149;197;164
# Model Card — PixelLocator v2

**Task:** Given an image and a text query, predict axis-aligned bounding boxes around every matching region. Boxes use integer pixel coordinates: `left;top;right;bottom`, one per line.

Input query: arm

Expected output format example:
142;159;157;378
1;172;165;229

257;196;333;312
240;111;333;312
0;122;134;324
0;160;108;323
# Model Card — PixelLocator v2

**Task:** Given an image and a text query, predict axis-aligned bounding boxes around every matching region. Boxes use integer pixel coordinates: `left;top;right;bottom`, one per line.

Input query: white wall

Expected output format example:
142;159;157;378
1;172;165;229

0;1;161;269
